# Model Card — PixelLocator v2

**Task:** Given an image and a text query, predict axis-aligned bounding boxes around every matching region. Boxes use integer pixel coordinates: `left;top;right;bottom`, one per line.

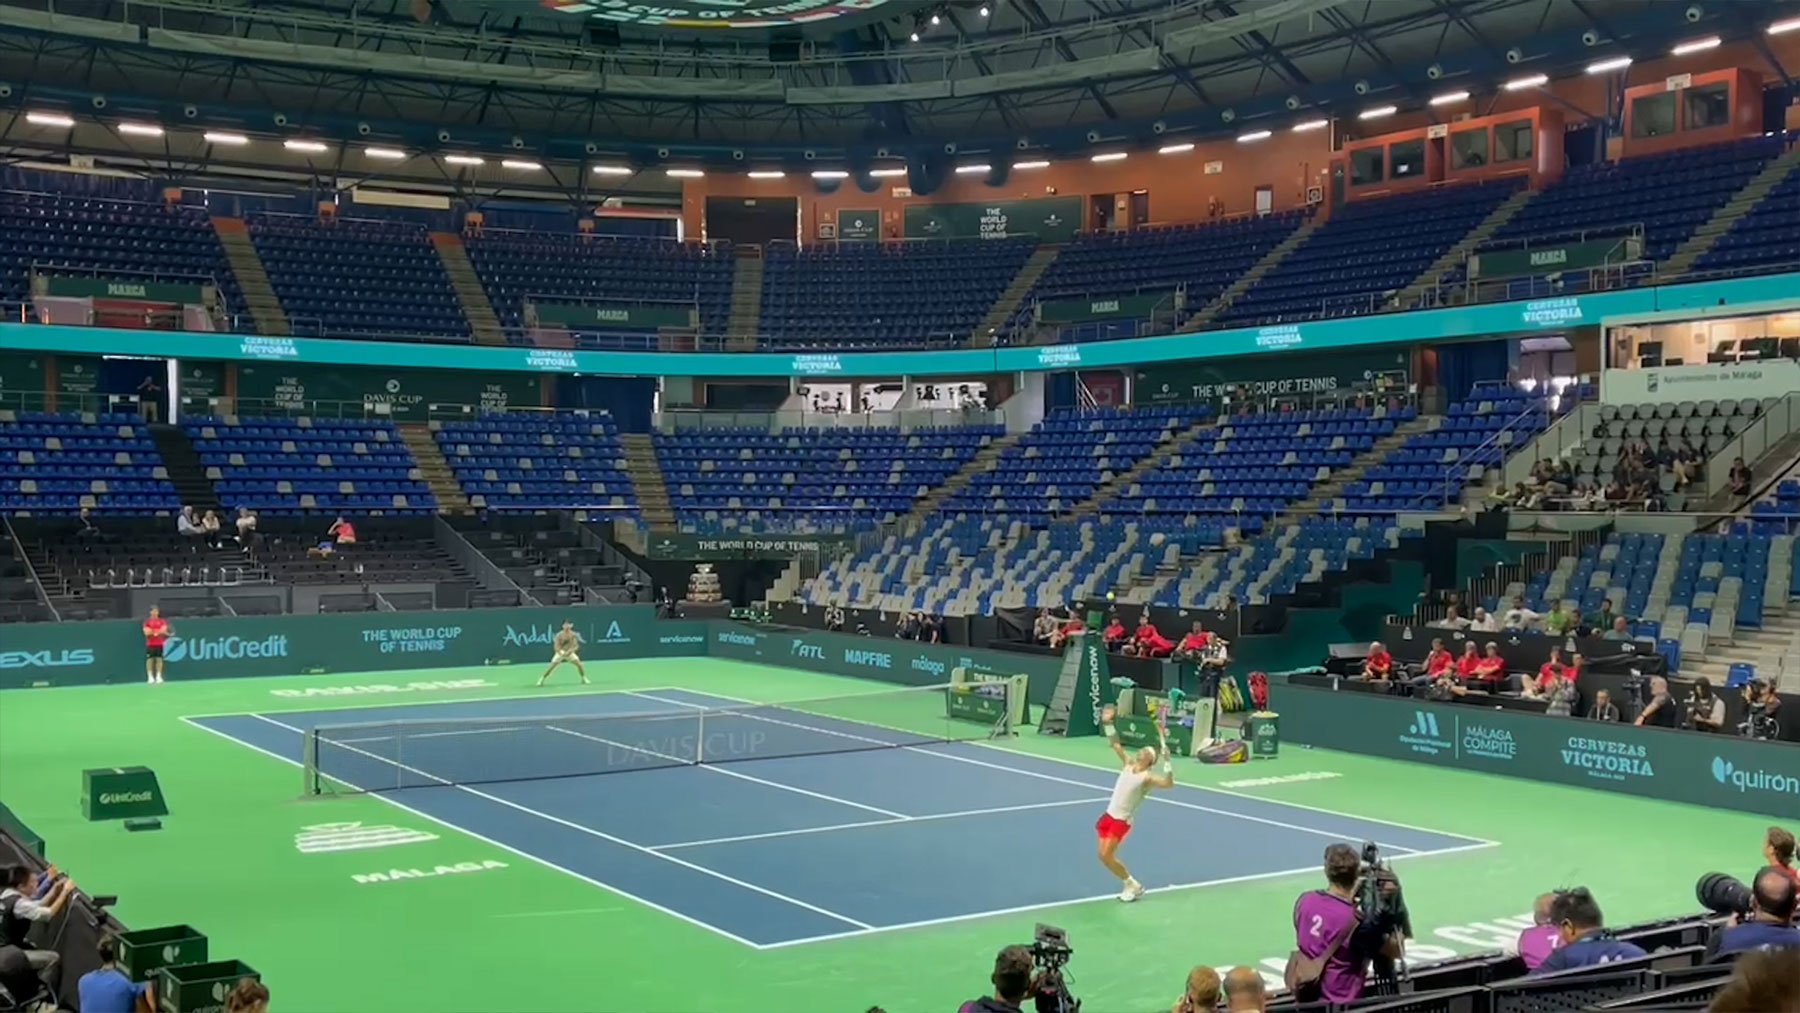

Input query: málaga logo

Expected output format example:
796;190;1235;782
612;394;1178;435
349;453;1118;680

1461;724;1517;762
1399;710;1454;757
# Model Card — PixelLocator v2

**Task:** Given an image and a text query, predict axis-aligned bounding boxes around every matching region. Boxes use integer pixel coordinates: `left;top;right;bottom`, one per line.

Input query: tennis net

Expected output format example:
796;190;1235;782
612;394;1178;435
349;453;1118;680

302;681;1017;795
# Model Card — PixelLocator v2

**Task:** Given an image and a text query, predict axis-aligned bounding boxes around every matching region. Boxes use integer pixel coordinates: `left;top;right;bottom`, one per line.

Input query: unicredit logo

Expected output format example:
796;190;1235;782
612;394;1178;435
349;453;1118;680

165;634;289;663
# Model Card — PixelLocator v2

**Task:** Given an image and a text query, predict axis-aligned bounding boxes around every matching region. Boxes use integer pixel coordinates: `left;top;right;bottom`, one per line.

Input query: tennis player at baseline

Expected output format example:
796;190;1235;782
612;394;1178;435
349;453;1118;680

1095;703;1175;902
535;621;589;686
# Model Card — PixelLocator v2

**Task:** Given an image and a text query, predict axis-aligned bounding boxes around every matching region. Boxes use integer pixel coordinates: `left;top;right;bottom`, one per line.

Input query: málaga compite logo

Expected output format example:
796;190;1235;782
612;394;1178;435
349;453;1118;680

1399;710;1454;757
1461;724;1517;762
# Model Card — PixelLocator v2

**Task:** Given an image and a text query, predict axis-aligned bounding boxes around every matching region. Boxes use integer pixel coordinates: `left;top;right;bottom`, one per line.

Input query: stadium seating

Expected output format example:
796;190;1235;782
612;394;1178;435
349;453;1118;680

656;424;1004;534
1346;386;1574;514
0;189;244;320
435;413;639;516
248;215;469;340
1695;156;1800;276
185;416;435;515
943;407;1208;518
464;232;734;344
757;239;1035;349
1106;406;1415;524
0;412;179;515
1218;179;1523;326
1475;134;1786;298
1019;211;1307;336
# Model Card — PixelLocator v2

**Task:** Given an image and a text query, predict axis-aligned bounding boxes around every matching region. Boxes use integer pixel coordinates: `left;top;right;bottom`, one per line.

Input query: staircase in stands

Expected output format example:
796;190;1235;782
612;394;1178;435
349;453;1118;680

902;432;1024;523
1270;416;1436;526
147;423;221;513
1069;417;1218;517
620;434;675;529
1662;144;1800;277
430;233;507;345
972;247;1061;347
1186;215;1323;329
209;218;290;336
1394;187;1536;307
399;424;472;514
726;246;765;349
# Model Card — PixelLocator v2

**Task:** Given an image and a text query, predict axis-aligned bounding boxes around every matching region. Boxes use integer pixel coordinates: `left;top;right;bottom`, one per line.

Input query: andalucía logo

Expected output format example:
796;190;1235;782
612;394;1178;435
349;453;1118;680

589;620;630;645
1712;757;1800;796
1399;710;1454;757
1560;736;1653;783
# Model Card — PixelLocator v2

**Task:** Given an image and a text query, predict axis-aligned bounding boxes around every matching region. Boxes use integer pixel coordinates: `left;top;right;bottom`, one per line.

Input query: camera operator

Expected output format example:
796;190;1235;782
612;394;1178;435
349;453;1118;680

1288;844;1405;1005
1530;888;1645;975
1707;868;1800;961
1684;677;1727;734
1740;680;1781;741
960;945;1034;1013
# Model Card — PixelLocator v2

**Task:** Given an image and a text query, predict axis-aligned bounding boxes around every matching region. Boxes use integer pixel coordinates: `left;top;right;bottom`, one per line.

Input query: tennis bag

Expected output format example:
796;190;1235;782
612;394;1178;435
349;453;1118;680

1196;739;1248;764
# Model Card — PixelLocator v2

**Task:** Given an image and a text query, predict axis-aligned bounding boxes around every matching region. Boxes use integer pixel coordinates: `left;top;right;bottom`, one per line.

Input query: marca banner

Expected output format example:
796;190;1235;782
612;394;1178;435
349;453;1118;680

1470;236;1642;280
1039;292;1171;325
836;209;880;241
707;625;1064;705
1136;347;1409;407
646;534;855;561
236;363;542;421
0;606;702;689
42;277;208;304
1602;360;1800;406
532;302;697;331
1277;683;1800;818
903;197;1083;243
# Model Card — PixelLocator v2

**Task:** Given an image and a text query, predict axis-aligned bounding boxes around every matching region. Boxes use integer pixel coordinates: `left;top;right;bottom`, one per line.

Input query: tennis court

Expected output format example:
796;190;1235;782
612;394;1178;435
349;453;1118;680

186;684;1492;948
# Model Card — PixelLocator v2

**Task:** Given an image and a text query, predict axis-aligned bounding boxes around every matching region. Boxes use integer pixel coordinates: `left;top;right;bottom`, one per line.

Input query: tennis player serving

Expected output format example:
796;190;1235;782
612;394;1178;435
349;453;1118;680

535;621;589;686
1095;703;1175;902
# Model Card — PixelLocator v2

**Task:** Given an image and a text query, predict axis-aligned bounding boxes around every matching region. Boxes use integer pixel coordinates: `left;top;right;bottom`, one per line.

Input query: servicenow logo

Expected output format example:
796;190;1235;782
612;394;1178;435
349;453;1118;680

716;630;760;647
1712;757;1800;796
166;634;288;664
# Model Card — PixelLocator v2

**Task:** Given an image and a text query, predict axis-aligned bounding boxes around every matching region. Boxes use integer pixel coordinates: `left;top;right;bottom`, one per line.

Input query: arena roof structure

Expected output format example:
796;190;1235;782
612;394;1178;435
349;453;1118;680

0;0;1796;186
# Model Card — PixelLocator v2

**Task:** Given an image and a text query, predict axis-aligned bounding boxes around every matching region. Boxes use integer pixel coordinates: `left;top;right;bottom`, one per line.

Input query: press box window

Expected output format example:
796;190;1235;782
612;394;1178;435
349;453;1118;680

1451;129;1489;170
1632;92;1677;138
1495;120;1533;164
1685;84;1730;130
1389;139;1426;180
1350;148;1384;186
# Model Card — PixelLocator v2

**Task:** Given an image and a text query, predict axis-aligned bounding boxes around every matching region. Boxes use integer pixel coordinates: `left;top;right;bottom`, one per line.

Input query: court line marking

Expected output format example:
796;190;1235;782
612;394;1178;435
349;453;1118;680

248;713;875;932
636;688;1498;849
338;726;528;744
651;796;1109;852
175;715;774;951
177;682;699;721
544;724;908;820
756;841;1499;950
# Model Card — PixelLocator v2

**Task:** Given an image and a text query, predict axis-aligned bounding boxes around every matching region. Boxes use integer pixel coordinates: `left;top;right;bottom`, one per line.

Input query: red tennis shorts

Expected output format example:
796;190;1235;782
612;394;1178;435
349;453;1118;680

1095;813;1133;843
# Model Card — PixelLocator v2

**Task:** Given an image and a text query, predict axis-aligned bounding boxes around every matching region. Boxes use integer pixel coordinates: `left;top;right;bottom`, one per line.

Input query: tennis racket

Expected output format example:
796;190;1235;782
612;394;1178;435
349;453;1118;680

1155;699;1171;756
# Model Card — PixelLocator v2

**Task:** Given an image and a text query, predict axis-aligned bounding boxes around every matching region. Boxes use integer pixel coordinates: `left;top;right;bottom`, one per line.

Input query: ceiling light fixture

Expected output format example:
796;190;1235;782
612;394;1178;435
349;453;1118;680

1237;130;1272;143
364;146;406;160
1292;118;1329;132
1585;55;1633;74
1671;36;1720;55
1090;152;1127;163
954;163;992;174
1011;160;1050;170
1429;91;1470;106
1503;74;1547;91
117;122;164;137
591;165;633;176
444;154;484;166
1358;106;1397;120
1158;143;1195;154
203;131;249;146
747;170;786;179
283;139;328;153
25;112;75;128
501;159;542;171
665;168;705;178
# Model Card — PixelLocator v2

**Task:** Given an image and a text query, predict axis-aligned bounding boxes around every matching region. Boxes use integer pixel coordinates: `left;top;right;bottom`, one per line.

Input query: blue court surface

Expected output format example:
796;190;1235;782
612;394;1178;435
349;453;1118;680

187;687;1495;949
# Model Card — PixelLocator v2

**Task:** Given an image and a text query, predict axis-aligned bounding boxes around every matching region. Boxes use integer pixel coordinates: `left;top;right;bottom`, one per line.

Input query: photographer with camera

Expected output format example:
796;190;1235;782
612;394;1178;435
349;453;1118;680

1288;844;1407;1005
1740;680;1781;741
1633;676;1677;728
961;945;1035;1013
1707;868;1800;961
1530;888;1644;975
1684;677;1727;734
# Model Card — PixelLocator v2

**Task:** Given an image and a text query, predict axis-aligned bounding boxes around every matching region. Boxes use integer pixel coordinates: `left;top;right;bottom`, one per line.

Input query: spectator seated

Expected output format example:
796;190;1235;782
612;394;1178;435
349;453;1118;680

0;188;244;320
186;416;435;515
0;412;179;515
1532;397;1762;512
435;412;639;516
248;215;469;340
464;232;733;345
1348;386;1581;514
757;239;1035;349
1218;179;1523;327
655;424;1003;534
252;516;471;585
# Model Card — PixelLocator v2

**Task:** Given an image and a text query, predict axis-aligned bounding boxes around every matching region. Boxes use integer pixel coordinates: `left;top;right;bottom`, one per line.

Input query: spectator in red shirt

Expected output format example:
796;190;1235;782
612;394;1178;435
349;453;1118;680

1564;652;1584;686
1454;641;1481;681
1173;622;1213;661
1470;643;1508;690
1362;642;1394;683
1127;618;1174;659
1050;615;1087;649
142;606;171;685
1529;648;1568;698
1424;639;1455;678
1102;616;1130;651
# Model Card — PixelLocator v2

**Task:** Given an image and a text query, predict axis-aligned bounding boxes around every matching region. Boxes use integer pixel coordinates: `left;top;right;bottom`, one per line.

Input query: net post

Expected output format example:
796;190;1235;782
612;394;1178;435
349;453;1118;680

695;707;704;766
301;726;318;796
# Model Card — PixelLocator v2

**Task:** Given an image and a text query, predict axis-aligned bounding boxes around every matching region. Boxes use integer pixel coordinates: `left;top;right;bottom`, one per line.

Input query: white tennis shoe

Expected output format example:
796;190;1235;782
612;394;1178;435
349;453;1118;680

1118;878;1145;902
